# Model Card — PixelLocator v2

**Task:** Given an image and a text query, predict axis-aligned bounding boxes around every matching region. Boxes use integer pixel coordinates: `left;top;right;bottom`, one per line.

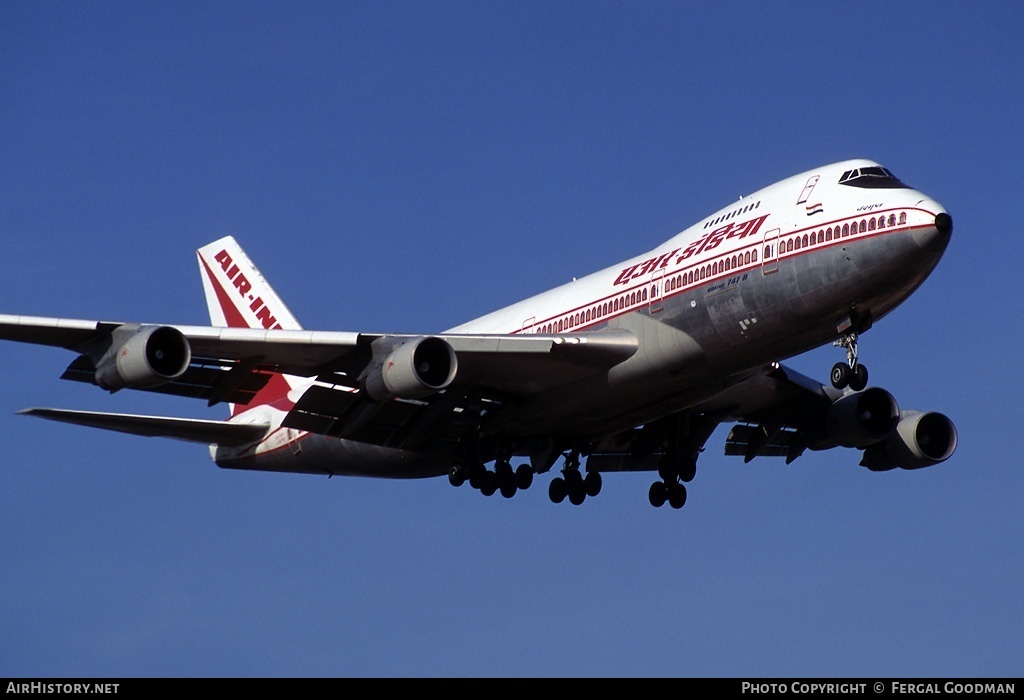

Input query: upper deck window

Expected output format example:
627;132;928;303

838;166;909;189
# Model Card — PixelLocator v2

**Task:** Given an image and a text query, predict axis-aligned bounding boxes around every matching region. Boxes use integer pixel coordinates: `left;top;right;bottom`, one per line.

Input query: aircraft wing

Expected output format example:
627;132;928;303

0;314;639;405
19;408;270;446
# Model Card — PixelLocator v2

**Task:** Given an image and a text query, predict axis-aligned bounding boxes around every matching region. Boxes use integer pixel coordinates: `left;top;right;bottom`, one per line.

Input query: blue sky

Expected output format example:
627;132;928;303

1;1;1021;678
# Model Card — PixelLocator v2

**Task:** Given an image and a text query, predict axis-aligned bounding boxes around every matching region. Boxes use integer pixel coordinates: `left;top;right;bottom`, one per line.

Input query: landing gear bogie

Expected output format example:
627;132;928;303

452;459;534;499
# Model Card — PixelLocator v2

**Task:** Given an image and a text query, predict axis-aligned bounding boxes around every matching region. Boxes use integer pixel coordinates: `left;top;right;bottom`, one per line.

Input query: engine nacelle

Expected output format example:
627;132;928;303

860;410;958;471
825;387;900;448
363;336;457;401
94;325;191;391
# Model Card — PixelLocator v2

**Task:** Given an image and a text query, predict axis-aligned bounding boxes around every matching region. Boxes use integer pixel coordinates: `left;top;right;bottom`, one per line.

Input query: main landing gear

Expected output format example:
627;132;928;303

648;453;695;510
831;331;868;391
548;451;602;506
448;460;533;498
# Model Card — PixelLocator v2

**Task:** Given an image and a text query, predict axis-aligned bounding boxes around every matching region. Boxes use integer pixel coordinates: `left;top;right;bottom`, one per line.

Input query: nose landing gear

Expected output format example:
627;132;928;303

831;311;872;391
830;331;868;391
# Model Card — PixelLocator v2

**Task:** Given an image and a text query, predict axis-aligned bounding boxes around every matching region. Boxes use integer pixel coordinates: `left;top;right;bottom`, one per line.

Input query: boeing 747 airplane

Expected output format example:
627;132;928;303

0;159;957;509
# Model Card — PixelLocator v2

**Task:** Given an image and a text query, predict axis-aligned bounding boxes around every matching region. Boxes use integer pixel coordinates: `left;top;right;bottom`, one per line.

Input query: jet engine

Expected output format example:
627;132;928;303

94;325;191;391
825;387;900;448
860;410;958;471
363;336;457;401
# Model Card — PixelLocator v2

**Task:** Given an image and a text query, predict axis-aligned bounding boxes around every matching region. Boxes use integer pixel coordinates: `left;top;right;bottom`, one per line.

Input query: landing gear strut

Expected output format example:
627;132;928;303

831;331;868;391
548;451;601;506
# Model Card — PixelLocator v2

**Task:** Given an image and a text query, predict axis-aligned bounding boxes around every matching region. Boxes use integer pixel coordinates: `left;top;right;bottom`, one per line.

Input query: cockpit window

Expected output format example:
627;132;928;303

838;166;909;189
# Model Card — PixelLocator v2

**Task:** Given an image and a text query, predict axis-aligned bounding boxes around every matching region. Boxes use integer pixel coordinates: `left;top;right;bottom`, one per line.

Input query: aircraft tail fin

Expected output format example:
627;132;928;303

196;236;303;331
196;236;305;416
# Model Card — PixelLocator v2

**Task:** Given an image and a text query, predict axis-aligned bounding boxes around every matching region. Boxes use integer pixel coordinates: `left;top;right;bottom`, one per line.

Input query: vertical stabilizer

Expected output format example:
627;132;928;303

196;236;305;415
197;236;303;331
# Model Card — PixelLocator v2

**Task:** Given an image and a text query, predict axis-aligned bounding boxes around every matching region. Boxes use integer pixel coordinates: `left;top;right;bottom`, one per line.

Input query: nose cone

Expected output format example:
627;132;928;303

912;199;953;254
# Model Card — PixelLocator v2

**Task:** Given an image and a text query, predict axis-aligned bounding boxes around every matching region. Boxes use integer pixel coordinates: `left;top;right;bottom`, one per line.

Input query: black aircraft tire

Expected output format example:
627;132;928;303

515;464;533;490
668;483;687;510
448;465;466;487
480;472;497;497
649;481;667;508
850;364;869;391
549;477;567;504
831;362;850;389
680;459;697;483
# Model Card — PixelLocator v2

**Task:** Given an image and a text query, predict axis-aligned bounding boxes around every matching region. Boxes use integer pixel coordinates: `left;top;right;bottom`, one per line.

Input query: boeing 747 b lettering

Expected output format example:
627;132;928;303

0;159;957;509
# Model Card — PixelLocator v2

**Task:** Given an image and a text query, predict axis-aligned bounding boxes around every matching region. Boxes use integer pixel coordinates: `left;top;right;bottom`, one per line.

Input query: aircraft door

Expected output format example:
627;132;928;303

762;228;780;275
796;175;820;204
649;269;665;314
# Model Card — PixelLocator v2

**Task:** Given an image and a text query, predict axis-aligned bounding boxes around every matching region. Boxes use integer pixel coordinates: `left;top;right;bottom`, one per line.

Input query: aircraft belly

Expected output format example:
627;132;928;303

214;433;449;478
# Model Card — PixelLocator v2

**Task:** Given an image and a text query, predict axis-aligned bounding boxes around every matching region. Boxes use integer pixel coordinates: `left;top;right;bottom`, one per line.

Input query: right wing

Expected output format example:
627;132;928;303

0;314;639;439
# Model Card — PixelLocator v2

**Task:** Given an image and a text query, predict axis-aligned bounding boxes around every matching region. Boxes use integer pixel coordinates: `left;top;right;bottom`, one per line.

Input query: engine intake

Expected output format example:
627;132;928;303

825;387;900;448
363;336;457;401
860;410;958;471
94;325;191;391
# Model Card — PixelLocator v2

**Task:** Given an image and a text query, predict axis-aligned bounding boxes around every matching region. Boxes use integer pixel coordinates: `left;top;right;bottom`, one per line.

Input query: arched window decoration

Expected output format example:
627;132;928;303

877;216;885;229
899;212;907;224
868;218;876;231
802;234;809;247
752;249;758;262
643;288;649;301
585;309;591;322
888;214;897;226
712;262;718;275
744;251;751;265
842;223;850;236
859;220;867;233
764;245;770;259
794;237;802;250
688;270;694;284
826;227;833;240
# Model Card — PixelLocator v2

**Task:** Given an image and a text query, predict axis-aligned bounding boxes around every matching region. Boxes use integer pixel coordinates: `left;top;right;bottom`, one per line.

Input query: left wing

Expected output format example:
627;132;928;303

19;407;269;446
586;362;957;475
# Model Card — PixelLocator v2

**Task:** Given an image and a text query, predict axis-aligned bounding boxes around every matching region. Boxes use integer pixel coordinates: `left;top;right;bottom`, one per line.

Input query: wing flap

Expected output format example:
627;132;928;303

282;385;478;450
19;408;269;446
60;354;274;405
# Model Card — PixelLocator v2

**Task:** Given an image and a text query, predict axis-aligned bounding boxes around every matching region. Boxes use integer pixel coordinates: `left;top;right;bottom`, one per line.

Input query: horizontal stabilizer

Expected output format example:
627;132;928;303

19;408;268;446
